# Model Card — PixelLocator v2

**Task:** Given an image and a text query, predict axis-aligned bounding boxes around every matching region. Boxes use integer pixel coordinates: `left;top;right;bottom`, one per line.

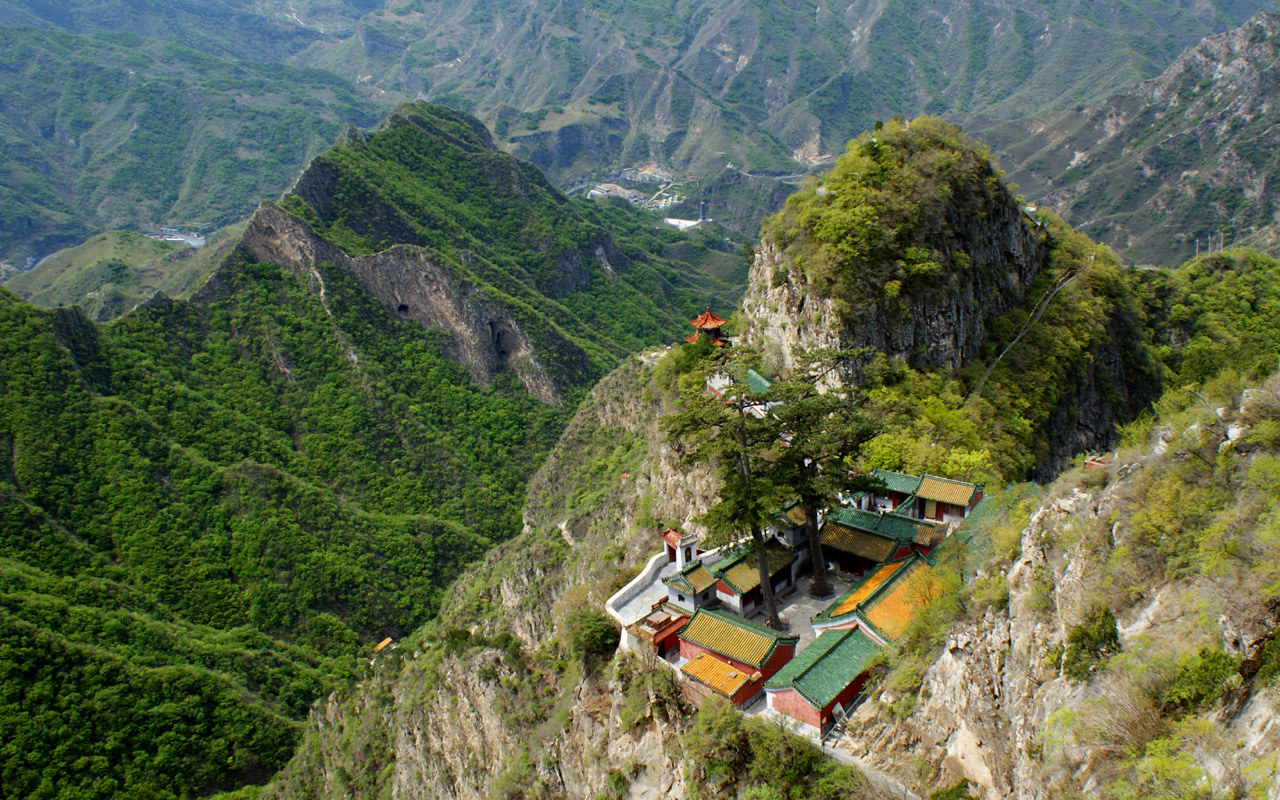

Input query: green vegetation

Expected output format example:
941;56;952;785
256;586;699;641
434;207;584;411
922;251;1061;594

765;118;1007;309
681;699;867;800
3;226;245;320
278;103;743;388
0;99;747;797
1062;605;1120;681
0;27;379;263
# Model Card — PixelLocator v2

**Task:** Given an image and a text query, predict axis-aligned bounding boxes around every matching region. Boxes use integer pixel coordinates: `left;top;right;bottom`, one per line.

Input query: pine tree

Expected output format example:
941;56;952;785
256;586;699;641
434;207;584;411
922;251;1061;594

663;346;789;629
761;349;882;598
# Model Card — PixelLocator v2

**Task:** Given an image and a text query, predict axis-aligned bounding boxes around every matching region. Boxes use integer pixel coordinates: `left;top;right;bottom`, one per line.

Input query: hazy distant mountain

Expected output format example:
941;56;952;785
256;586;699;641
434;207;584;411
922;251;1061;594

293;0;1273;189
0;27;379;264
0;0;377;61
979;12;1280;266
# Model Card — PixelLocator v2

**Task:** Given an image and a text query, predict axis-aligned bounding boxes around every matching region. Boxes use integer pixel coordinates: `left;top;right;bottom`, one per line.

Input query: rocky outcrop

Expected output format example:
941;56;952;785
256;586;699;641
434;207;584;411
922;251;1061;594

740;195;1043;375
197;201;561;403
838;433;1280;799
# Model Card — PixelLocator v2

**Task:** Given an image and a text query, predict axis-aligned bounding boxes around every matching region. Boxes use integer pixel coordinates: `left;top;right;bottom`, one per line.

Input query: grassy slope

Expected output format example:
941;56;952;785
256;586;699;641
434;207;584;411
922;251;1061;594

3;225;245;320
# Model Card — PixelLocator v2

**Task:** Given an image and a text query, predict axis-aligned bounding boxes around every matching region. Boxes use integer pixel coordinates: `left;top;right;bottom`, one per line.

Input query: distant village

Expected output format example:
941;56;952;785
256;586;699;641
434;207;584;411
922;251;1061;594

145;228;207;247
605;309;985;747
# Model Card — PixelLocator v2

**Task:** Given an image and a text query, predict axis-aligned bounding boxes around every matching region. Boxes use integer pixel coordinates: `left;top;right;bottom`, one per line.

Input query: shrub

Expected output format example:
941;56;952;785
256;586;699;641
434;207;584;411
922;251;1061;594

1161;647;1240;713
564;611;620;661
1063;605;1120;681
929;780;978;800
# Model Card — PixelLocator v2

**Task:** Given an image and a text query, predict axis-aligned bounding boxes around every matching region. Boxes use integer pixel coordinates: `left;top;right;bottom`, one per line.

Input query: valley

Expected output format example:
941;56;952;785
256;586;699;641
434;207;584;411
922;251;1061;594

2;3;1280;800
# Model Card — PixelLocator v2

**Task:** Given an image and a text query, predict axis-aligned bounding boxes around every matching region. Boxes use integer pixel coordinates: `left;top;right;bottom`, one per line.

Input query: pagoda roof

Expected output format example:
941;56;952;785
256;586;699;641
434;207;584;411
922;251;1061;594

870;467;923;495
682;651;761;698
812;554;936;641
690;307;728;329
664;561;717;595
916;474;978;507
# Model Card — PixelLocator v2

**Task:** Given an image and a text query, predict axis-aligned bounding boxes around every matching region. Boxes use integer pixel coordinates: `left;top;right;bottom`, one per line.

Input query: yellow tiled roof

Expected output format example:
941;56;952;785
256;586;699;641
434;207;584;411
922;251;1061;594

679;608;797;668
828;561;908;618
681;652;759;697
821;523;897;561
915;475;976;507
786;506;807;526
864;563;936;640
664;562;716;594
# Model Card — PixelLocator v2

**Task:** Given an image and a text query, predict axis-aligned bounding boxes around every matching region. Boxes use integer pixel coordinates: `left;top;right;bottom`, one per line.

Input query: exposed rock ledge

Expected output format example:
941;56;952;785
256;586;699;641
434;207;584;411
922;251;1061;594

196;201;559;404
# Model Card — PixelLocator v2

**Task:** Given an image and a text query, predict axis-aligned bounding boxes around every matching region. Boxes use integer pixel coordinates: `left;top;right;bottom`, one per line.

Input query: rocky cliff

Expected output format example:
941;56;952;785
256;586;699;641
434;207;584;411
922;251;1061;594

199;200;561;403
837;381;1280;799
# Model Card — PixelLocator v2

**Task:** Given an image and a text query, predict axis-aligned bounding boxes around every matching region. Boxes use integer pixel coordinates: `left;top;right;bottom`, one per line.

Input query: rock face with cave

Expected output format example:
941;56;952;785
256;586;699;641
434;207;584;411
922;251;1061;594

216;200;561;403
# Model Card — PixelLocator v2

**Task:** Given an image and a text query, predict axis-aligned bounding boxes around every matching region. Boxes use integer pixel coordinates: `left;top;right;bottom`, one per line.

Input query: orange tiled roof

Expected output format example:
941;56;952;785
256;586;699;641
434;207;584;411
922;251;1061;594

863;562;936;640
681;652;760;697
662;527;685;547
827;561;908;618
915;475;977;507
685;332;700;344
690;308;728;329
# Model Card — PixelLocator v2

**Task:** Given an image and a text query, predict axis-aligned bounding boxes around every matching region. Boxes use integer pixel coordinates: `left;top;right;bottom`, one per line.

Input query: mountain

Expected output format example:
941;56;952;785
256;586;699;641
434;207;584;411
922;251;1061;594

0;0;376;62
293;0;1271;190
0;27;380;265
255;118;1280;800
978;12;1280;266
2;226;244;320
0;102;743;799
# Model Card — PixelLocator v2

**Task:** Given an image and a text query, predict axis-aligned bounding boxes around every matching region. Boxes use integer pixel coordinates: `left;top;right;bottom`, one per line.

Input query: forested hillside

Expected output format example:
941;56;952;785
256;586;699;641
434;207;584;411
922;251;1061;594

0;103;743;800
0;27;379;264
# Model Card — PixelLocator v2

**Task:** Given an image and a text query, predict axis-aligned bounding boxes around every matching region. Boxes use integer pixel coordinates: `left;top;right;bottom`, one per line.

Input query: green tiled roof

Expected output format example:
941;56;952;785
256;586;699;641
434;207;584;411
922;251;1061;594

826;507;943;544
765;627;882;709
870;467;922;495
745;368;773;395
710;540;796;595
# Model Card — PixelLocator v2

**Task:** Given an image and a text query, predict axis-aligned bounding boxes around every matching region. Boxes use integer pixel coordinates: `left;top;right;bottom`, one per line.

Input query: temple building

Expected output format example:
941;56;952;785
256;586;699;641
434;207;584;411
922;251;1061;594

678;607;798;708
686;307;729;346
764;626;882;736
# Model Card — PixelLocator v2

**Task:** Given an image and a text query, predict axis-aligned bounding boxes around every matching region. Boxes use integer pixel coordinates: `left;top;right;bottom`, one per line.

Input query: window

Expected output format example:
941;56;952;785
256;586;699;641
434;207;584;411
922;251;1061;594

678;594;685;603
684;546;692;561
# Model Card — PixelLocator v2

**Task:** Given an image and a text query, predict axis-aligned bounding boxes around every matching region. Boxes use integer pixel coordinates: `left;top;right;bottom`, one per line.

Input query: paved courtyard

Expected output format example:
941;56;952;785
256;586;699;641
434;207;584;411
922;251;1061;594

769;570;855;651
615;559;680;623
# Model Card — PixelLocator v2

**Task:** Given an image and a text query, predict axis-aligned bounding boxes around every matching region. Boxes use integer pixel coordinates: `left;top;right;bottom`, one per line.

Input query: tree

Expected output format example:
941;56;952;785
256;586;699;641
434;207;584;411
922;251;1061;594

663;346;789;629
761;350;882;598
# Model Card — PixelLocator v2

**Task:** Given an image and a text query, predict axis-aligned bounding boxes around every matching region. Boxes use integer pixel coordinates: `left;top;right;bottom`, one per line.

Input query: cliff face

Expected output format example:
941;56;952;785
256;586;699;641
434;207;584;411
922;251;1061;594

201;201;561;403
265;354;720;800
740;209;1042;376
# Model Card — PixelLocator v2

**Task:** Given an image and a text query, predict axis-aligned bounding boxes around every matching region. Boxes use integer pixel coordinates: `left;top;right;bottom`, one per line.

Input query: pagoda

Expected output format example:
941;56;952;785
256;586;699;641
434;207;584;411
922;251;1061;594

686;307;729;346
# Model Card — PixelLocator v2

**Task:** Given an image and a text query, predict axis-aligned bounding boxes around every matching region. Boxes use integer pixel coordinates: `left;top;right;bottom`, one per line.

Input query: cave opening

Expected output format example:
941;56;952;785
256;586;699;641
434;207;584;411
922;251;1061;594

489;320;522;364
